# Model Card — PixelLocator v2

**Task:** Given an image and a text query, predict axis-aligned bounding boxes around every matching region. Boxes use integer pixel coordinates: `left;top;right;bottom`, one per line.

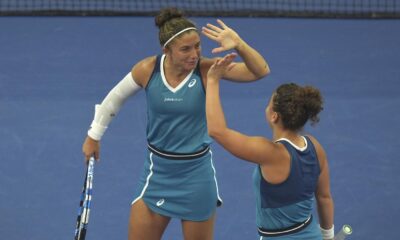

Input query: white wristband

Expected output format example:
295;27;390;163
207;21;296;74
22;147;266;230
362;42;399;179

320;225;334;240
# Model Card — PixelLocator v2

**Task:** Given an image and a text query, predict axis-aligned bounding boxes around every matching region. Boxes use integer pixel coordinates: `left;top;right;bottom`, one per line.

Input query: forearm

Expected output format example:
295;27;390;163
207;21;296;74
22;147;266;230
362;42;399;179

206;79;228;138
317;196;334;229
88;73;141;140
235;40;270;79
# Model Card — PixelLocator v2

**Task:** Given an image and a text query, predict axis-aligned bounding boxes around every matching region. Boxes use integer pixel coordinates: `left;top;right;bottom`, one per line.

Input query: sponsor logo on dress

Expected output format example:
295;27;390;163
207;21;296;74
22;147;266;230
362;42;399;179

188;79;196;88
156;198;165;207
164;97;183;102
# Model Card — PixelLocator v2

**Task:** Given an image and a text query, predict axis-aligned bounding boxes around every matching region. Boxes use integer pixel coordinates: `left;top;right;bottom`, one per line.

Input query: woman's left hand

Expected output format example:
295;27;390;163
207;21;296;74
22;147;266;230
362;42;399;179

202;19;242;54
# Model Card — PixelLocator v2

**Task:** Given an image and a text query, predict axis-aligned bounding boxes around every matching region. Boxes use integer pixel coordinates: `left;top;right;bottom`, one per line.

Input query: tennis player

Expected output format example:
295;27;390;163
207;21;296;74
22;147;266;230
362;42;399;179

205;54;334;239
82;7;270;240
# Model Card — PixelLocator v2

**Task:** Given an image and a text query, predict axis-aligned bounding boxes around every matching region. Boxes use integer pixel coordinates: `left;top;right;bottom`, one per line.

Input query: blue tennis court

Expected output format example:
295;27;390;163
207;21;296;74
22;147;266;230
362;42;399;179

0;15;399;239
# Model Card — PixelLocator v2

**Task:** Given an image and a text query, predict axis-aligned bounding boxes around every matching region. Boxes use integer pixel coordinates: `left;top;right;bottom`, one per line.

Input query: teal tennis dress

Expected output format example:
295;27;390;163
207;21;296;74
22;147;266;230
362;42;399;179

253;136;322;239
131;55;222;221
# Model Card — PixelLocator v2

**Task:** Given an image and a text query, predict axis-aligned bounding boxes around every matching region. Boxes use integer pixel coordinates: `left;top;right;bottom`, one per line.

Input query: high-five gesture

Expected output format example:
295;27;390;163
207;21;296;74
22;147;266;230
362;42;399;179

207;53;238;81
202;19;242;54
202;19;269;81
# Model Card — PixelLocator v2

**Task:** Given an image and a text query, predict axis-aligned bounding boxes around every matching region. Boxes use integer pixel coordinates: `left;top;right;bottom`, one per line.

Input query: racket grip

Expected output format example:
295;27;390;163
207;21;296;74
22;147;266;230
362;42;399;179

88;157;95;171
334;225;352;240
76;228;87;240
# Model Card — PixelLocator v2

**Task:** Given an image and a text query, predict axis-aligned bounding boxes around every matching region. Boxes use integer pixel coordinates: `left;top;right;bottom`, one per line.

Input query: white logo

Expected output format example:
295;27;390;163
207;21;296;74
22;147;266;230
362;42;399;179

164;97;183;102
156;198;165;207
188;79;197;88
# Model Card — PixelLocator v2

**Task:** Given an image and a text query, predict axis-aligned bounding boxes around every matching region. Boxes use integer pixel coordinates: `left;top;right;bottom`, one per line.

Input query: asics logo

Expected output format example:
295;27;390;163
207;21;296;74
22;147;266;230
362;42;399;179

188;79;196;88
156;198;165;207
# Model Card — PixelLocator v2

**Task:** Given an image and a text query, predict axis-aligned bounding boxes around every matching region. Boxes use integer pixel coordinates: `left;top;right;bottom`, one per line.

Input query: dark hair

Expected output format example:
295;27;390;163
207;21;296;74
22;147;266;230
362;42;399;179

155;8;197;47
272;83;323;131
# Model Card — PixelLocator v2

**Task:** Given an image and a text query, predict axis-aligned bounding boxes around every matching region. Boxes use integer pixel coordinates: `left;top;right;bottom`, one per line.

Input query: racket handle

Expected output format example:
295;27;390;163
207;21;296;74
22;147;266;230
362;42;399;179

334;225;352;240
88;157;95;172
89;156;96;163
75;228;86;240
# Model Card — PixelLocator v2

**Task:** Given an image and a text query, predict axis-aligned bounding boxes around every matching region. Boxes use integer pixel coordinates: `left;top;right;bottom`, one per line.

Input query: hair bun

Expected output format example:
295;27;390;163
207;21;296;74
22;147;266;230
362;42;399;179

302;86;323;125
155;8;184;28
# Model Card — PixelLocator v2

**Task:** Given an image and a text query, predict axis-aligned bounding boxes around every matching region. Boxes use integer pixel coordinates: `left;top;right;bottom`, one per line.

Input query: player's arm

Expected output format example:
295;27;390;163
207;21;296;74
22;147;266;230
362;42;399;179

205;54;277;165
201;19;270;82
222;41;270;82
82;71;141;160
309;136;335;240
82;57;155;161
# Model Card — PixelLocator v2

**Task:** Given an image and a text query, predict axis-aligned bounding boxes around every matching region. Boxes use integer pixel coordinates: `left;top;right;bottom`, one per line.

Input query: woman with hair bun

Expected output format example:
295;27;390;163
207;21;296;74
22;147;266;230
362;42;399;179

82;7;270;240
206;54;334;239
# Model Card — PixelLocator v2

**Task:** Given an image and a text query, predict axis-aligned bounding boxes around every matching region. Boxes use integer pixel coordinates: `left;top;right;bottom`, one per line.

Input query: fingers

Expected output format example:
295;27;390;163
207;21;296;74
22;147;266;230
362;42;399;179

217;53;237;66
216;19;228;29
211;47;226;54
206;23;222;33
202;27;218;41
208;53;237;81
94;151;100;161
225;52;237;61
83;147;91;161
83;152;99;164
82;136;100;163
201;21;226;40
211;53;237;70
83;148;99;162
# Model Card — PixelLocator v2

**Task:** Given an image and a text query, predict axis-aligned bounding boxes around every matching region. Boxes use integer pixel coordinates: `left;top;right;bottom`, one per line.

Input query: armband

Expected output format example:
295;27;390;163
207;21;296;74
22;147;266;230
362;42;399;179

88;73;141;141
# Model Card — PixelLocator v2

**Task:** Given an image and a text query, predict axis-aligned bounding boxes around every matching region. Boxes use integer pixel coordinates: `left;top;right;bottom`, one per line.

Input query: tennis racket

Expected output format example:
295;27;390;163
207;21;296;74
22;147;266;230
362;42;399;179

74;156;96;240
334;224;352;240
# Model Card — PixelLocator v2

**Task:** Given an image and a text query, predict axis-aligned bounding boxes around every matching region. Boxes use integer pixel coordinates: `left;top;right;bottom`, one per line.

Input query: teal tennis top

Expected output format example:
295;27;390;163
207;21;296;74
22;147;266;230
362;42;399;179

145;55;212;153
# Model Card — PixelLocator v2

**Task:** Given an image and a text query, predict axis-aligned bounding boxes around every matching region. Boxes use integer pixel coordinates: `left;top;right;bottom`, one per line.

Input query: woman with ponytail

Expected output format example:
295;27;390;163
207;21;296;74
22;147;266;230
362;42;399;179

206;54;334;239
82;7;270;240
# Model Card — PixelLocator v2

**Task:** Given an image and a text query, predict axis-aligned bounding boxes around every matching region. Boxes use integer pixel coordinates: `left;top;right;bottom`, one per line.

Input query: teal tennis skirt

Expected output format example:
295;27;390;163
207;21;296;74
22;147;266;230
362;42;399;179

131;148;222;221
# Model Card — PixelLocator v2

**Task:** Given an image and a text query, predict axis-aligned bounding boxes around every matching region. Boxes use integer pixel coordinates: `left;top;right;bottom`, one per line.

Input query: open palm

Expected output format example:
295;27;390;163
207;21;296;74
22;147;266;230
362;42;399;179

202;19;241;54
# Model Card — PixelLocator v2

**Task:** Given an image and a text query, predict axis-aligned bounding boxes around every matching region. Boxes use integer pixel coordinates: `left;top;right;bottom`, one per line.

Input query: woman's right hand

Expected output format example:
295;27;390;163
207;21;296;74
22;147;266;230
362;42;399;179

207;52;237;81
82;136;100;162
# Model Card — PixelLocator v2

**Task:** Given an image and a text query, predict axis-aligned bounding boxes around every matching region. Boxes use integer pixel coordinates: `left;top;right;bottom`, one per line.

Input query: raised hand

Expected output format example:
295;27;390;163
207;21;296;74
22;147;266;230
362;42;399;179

207;52;238;81
202;19;242;54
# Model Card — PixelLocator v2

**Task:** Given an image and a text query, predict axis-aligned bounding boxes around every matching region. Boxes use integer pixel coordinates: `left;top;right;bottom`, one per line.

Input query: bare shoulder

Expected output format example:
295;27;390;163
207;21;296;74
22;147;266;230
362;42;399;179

306;135;324;151
240;135;286;166
131;56;157;88
306;134;328;167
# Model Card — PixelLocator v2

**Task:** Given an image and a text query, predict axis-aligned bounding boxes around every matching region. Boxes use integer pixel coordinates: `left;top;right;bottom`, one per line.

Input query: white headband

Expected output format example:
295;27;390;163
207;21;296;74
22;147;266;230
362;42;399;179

163;27;197;48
